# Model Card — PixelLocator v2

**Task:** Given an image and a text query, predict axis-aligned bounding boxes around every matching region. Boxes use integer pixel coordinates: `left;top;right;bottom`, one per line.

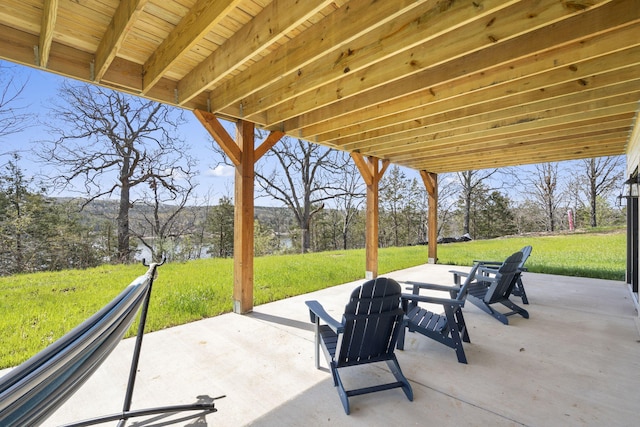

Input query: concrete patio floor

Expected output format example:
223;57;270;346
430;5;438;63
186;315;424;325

32;264;640;426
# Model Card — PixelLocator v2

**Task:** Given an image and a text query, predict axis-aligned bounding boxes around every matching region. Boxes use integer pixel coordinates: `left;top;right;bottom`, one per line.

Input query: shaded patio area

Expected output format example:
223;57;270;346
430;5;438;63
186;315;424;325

35;264;640;426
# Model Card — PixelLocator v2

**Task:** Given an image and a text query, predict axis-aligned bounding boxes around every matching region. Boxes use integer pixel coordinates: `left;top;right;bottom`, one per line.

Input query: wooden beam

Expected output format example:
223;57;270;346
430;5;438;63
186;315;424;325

331;64;640;157
407;137;628;173
178;0;335;105
260;0;615;126
38;0;58;68
337;84;640;152
283;0;638;134
94;0;149;82
351;152;373;186
255;131;284;161
361;100;640;158
39;38;94;82
351;153;388;279
142;0;242;93
0;24;39;66
321;23;640;144
193;110;242;166
195;112;264;314
233;120;256;314
392;120;634;165
242;0;520;122
208;0;430;115
0;21;186;109
400;129;631;165
314;62;640;148
420;171;437;264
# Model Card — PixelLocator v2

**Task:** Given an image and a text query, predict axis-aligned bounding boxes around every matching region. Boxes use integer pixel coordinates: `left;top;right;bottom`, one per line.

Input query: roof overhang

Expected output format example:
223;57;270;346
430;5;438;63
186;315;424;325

1;0;638;173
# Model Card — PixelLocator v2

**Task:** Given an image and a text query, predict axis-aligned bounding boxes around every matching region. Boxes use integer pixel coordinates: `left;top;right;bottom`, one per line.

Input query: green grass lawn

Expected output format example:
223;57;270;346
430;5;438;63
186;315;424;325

0;230;625;369
435;231;626;280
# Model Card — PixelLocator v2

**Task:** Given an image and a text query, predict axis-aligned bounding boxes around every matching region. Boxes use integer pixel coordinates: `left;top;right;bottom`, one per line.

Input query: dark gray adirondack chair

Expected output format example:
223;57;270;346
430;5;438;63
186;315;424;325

305;277;413;415
0;261;218;427
452;246;532;304
465;251;529;325
397;263;481;364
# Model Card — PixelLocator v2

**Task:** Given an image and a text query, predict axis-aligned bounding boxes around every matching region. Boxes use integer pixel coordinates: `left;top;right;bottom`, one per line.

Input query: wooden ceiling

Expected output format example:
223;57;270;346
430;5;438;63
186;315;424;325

0;0;638;173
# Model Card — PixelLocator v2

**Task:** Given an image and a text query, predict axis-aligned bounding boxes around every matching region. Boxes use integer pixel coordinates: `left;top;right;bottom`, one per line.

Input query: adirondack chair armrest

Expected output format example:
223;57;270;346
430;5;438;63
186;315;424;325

305;300;344;333
477;265;501;276
402;280;462;293
401;293;464;307
449;269;470;277
476;263;527;274
450;269;471;285
473;260;502;267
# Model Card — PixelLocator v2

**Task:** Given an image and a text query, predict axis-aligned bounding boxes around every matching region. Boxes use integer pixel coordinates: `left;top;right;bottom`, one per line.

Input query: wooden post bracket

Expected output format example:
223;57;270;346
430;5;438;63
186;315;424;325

194;110;283;313
351;153;389;279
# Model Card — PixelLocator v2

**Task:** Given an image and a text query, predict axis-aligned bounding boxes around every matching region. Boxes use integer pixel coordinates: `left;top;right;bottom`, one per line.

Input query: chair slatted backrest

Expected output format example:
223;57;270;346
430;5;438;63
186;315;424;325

519;246;532;268
0;272;153;426
454;263;482;304
338;278;403;366
484;251;523;304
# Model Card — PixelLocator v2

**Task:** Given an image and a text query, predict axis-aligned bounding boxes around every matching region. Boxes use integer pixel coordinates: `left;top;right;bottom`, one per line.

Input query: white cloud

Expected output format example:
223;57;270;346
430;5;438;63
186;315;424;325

205;165;235;177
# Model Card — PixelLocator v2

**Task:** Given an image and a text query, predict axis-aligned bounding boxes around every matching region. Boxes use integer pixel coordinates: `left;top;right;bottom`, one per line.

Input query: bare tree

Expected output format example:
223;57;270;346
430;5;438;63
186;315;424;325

580;156;624;227
333;161;365;249
435;173;458;238
410;172;459;241
189;190;215;260
256;137;350;253
380;166;409;246
38;82;193;262
132;170;197;262
527;163;563;232
457;169;499;235
0;63;33;151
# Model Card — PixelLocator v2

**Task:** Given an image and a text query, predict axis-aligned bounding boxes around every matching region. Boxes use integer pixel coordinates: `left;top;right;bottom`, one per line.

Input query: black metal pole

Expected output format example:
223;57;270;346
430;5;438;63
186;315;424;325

121;259;163;419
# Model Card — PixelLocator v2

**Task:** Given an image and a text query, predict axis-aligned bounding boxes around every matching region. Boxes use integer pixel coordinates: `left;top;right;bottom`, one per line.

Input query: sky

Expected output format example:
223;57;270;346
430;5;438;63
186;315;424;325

0;60;238;206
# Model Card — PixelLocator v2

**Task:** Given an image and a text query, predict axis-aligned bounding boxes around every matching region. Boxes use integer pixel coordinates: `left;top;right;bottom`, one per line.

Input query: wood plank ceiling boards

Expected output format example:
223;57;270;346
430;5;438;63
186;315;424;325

1;0;637;174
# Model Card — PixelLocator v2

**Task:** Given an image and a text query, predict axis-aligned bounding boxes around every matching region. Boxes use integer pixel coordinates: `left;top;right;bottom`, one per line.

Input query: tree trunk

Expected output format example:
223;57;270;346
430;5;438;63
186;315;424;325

342;221;349;250
590;189;597;227
463;189;472;235
589;159;598;227
301;188;313;253
301;225;310;253
117;160;131;263
13;207;23;274
461;171;472;235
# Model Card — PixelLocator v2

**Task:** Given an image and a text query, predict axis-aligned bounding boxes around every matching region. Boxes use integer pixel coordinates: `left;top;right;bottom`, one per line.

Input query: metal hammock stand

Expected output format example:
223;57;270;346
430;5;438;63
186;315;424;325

0;258;223;427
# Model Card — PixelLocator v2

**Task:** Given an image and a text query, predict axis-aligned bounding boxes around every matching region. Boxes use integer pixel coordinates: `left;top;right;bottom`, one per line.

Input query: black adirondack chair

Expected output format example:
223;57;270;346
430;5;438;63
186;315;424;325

452;246;533;304
305;277;413;415
464;251;530;325
397;263;481;364
0;261;218;427
454;245;532;304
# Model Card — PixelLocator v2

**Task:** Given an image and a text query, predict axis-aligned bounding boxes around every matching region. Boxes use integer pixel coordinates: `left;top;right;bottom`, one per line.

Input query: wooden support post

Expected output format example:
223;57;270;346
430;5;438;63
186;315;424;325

234;120;255;313
351;153;389;279
420;171;438;264
194;110;283;314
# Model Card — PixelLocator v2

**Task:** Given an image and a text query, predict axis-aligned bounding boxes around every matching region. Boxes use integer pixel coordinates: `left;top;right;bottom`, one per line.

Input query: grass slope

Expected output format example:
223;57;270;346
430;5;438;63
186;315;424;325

0;230;625;368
